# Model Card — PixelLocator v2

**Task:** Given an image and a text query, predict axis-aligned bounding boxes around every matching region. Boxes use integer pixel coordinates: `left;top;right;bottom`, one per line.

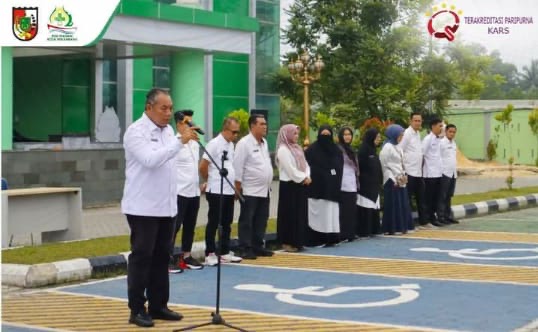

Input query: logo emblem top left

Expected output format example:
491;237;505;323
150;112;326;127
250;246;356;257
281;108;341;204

13;7;38;41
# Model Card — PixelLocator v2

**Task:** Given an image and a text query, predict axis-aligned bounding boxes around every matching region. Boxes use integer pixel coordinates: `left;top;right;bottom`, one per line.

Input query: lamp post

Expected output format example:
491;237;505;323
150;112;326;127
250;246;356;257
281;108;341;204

287;51;324;147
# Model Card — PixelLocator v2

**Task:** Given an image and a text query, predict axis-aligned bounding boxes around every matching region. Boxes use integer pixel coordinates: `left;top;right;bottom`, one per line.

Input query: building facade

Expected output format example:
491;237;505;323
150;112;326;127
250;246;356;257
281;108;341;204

1;0;281;206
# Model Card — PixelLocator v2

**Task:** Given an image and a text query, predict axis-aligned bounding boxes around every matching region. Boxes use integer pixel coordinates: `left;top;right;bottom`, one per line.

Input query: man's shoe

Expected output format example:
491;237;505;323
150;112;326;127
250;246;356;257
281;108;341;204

449;218;460;224
254;248;274;257
221;251;243;263
168;262;184;274
129;311;154;327
181;255;203;270
149;307;183;321
431;221;444;227
204;253;219;266
238;248;257;260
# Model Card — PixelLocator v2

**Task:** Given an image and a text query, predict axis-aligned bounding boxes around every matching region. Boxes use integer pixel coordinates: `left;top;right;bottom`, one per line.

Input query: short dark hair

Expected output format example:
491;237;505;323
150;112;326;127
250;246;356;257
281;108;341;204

410;112;422;120
145;88;169;106
174;110;194;124
222;117;239;130
248;114;265;128
446;124;457;130
429;117;442;128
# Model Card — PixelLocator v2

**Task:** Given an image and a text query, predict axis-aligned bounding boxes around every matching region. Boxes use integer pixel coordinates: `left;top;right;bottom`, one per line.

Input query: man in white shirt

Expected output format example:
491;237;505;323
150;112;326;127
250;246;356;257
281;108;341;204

199;117;243;266
439;124;459;224
234;114;274;259
399;112;428;227
422;117;446;227
122;88;197;327
168;110;203;273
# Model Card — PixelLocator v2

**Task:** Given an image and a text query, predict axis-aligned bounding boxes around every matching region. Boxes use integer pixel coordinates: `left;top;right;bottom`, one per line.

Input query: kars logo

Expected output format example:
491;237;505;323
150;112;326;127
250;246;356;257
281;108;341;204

13;7;38;41
426;3;463;41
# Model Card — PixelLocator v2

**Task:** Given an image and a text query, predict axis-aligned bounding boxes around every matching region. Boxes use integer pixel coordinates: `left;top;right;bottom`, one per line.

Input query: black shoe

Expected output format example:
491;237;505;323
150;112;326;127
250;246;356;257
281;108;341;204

149;307;183;321
254;248;274;257
238;248;257;260
449;218;460;224
129;311;154;327
431;221;445;227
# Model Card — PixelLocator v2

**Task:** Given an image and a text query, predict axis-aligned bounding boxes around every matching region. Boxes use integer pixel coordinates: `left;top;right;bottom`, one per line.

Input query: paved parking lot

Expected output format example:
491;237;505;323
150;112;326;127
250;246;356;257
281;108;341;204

3;208;538;331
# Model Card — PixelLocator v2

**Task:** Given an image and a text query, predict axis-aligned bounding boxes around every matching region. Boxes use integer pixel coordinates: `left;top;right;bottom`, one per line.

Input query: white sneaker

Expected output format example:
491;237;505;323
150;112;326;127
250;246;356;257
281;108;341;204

221;252;242;263
204;253;218;266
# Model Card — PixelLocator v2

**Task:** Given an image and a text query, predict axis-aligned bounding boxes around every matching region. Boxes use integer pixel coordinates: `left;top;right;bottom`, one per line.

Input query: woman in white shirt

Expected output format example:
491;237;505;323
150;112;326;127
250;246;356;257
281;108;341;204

337;127;359;242
379;124;413;235
276;124;311;252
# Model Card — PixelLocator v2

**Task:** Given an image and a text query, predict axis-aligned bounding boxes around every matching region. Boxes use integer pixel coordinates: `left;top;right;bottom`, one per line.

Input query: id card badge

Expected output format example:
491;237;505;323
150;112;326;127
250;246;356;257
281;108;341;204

330;169;336;176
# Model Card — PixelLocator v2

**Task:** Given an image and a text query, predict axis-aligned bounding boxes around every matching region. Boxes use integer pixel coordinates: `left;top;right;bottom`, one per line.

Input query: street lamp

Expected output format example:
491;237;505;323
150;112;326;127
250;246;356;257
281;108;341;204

287;51;324;147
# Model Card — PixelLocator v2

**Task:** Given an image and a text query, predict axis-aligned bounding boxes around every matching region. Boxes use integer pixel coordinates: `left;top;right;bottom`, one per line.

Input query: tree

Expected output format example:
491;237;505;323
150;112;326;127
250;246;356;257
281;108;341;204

282;0;435;125
494;104;515;189
529;108;538;166
520;59;538;91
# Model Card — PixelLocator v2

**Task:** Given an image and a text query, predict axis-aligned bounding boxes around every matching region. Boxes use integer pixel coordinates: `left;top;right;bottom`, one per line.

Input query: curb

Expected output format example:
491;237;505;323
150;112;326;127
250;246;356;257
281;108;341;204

3;194;537;288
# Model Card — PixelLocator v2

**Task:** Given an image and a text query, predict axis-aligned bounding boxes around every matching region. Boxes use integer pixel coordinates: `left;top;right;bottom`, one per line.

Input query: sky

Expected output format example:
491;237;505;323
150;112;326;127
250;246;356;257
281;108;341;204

279;0;538;69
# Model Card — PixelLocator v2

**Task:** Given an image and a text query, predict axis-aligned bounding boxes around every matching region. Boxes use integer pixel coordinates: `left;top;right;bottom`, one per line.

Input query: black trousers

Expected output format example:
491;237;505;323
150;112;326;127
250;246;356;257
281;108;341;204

126;214;174;314
424;177;442;222
171;195;200;255
205;192;234;255
406;175;427;225
238;194;270;250
439;175;456;221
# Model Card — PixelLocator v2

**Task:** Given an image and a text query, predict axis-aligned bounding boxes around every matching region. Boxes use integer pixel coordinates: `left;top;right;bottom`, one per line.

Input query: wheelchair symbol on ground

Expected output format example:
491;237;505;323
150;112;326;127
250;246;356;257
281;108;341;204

411;247;538;260
234;283;420;308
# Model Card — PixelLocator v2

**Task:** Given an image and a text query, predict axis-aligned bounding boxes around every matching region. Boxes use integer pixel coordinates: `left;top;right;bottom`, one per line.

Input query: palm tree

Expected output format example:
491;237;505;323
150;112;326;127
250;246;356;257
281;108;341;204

520;59;538;90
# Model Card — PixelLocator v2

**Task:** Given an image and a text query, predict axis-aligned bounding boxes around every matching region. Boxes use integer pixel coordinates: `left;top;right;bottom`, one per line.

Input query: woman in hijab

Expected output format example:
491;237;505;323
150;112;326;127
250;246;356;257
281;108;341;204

379;124;413;235
304;125;344;247
337;127;359;242
356;128;383;237
276;124;311;252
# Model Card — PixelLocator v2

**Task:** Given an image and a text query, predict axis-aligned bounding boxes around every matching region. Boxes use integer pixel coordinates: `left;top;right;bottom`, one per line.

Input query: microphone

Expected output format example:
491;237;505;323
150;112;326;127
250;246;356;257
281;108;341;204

174;110;205;135
186;120;205;135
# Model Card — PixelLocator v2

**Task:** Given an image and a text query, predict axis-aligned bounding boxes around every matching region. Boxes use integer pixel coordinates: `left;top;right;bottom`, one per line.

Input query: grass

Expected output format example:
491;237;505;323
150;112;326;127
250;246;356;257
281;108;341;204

2;186;537;265
451;186;538;205
2;220;277;265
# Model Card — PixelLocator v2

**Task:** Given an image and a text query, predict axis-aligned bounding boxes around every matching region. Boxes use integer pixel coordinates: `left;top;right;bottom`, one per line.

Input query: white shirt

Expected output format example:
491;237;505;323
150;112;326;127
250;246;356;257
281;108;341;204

379;143;405;186
277;146;310;183
341;153;357;192
234;133;273;197
121;113;183;217
422;132;443;178
398;126;423;177
176;133;200;197
203;133;236;195
441;137;458;178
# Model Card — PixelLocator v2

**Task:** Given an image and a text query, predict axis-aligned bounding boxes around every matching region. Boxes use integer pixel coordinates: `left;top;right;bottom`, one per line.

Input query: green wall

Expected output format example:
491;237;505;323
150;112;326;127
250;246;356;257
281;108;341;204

212;53;249;136
446;112;486;160
493;110;536;165
447;108;537;165
170;51;205;140
132;56;153;121
1;47;13;150
13;58;90;141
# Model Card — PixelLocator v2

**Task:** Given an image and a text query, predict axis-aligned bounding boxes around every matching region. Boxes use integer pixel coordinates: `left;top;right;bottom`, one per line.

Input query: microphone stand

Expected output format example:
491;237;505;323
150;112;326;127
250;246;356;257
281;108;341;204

174;141;247;332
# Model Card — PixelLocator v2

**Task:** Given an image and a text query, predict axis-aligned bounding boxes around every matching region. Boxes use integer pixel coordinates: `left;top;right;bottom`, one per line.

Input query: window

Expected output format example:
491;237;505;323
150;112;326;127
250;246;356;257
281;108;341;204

153;56;171;90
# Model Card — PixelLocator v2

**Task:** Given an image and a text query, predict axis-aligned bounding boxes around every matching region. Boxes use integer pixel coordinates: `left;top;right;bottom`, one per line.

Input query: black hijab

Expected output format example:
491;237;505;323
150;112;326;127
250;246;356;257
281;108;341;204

305;125;344;201
357;128;382;202
358;128;379;162
337;127;358;168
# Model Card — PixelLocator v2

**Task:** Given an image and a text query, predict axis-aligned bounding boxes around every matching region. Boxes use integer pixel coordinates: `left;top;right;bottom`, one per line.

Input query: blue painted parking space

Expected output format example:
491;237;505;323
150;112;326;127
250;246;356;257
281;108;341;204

59;264;538;332
304;237;538;266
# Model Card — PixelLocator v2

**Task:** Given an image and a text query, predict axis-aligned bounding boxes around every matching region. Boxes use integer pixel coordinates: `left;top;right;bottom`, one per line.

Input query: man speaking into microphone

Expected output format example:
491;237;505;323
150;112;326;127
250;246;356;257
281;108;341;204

122;88;198;328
